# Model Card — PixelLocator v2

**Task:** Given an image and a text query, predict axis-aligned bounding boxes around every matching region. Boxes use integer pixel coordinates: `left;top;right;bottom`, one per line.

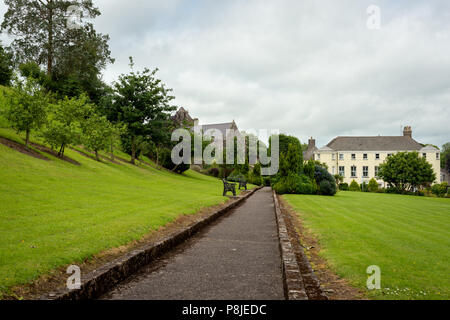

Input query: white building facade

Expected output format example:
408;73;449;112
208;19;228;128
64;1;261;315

312;127;441;186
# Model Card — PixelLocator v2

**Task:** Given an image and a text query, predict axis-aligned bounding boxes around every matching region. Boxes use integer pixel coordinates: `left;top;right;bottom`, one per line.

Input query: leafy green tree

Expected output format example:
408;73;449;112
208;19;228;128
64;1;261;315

280;143;301;177
269;134;303;174
378;152;436;192
0;43;13;86
108;59;176;164
1;0;113;101
349;180;360;192
4;77;49;147
81;113;113;161
441;143;450;171
42;94;92;157
368;178;379;192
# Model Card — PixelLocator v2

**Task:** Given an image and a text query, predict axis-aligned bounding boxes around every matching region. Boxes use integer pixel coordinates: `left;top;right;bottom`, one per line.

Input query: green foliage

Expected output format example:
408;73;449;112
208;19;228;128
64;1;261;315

158;147;190;174
227;170;247;183
441;143;450;171
280;143;301;176
334;174;344;185
1;0;113;102
108;60;176;164
368;178;379;192
349;180;360;192
431;182;448;198
339;183;349;191
3;78;49;146
42;95;92;157
314;165;337;196
273;174;314;195
378;152;436;192
248;163;263;186
0;44;13;86
269;134;303;174
81;113;113;161
361;182;369;192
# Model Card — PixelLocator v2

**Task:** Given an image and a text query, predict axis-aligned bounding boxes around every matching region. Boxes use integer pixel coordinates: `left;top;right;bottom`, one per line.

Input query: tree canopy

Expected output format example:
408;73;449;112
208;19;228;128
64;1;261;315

378;152;436;192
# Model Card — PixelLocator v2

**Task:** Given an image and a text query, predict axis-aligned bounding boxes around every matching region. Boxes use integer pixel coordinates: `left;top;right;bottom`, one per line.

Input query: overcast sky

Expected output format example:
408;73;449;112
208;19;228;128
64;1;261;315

1;0;449;147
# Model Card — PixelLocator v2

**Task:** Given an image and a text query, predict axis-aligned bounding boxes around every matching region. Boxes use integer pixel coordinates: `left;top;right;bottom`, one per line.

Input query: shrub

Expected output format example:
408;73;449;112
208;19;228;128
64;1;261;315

263;177;271;187
273;173;306;195
339;183;349;191
227;170;247;183
349;180;360;192
208;167;219;177
314;165;337;196
320;180;334;196
368;178;379;192
431;182;448;197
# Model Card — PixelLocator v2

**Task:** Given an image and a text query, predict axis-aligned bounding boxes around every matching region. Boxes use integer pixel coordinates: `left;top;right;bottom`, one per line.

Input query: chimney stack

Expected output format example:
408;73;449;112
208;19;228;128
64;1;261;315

308;137;316;149
403;126;412;138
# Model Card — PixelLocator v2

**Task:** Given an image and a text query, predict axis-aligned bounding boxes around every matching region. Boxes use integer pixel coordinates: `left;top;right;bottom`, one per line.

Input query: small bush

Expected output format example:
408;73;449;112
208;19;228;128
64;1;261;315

349;180;360;192
361;182;369;192
319;180;334;196
339;183;349;191
227;170;247;183
273;173;307;195
368;178;379;192
314;165;337;196
431;182;448;197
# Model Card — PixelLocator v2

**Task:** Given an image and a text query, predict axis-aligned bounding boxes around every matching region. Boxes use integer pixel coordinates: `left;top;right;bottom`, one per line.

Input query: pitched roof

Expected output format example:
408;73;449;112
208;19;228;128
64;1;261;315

325;136;424;151
201;122;238;137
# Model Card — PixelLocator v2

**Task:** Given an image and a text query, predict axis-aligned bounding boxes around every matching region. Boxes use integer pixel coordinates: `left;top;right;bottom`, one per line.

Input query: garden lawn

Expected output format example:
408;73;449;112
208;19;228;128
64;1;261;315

284;191;450;300
0;127;253;297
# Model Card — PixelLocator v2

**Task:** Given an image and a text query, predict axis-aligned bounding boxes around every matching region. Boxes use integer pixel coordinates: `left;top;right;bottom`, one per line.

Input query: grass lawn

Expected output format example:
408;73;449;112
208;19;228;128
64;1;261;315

0;127;253;297
284;191;450;300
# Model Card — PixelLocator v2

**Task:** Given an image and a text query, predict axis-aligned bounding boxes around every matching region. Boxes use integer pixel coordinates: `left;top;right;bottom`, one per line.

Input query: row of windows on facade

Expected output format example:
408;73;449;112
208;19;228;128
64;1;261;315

316;153;440;161
331;166;380;178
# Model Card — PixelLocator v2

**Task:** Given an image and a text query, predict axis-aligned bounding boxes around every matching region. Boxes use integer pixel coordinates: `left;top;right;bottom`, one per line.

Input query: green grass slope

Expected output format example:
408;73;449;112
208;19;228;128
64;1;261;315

284;191;450;300
0;126;248;296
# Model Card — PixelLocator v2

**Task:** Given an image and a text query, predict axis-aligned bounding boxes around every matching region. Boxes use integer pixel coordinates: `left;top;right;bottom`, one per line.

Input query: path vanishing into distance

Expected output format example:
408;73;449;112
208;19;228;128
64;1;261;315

101;188;285;300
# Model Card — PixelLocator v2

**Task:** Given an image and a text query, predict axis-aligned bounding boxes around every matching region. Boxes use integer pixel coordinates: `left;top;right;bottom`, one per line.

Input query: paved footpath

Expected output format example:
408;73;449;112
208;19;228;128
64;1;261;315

102;187;285;300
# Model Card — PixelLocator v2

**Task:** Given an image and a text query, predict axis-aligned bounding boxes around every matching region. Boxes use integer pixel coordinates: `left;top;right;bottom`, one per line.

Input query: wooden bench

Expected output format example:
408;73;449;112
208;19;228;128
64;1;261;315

222;179;236;196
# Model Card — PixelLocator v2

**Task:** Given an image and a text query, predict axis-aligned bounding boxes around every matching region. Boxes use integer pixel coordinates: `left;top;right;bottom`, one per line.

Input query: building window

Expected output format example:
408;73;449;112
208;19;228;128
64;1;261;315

332;154;336;161
423;153;427;159
351;166;357;177
351;154;356;160
339;166;345;176
387;153;393;157
375;166;379;177
363;166;369;178
316;154;320;160
436;153;440;160
363;154;368;160
339;154;344;160
375;154;380;160
332;166;335;174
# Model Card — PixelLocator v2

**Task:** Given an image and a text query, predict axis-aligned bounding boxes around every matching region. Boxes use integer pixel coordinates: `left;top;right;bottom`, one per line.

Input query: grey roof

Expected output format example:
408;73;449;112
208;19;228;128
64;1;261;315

326;136;424;151
201;122;238;137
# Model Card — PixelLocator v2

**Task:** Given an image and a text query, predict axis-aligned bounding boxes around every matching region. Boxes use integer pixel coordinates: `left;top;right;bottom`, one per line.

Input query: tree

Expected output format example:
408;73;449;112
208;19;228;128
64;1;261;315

0;43;13;86
269;134;303;174
81;113;112;161
108;59;176;164
42;94;91;157
441;143;450;171
368;178;379;192
349;180;360;192
4;77;49;147
1;0;113;101
378;152;436;192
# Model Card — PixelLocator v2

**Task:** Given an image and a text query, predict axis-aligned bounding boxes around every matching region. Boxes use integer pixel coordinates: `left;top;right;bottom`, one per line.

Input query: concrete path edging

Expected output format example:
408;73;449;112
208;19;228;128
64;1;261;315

43;186;262;300
272;190;309;300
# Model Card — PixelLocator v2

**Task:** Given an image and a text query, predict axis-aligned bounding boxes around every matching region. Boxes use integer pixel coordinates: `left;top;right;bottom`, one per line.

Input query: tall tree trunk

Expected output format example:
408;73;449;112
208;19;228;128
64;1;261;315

25;129;30;148
131;135;136;165
47;0;54;76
